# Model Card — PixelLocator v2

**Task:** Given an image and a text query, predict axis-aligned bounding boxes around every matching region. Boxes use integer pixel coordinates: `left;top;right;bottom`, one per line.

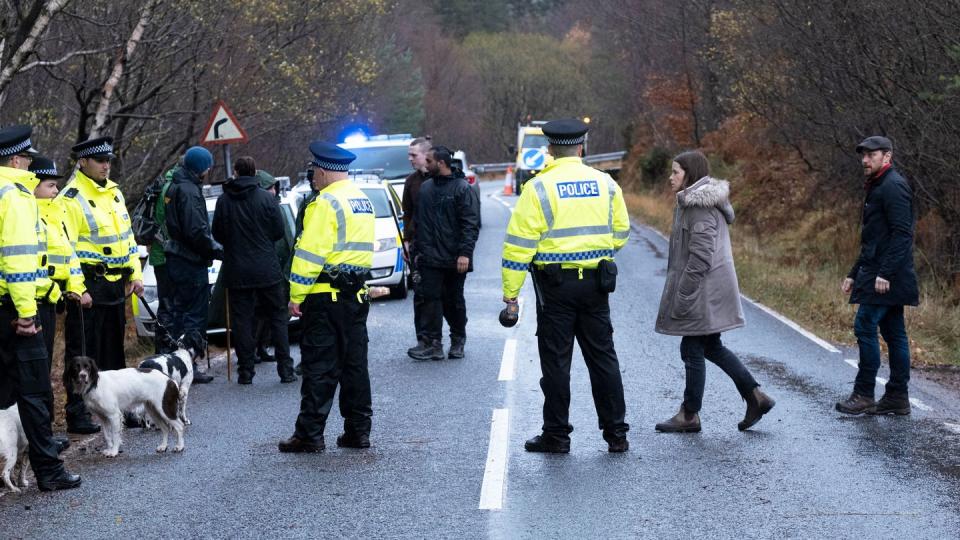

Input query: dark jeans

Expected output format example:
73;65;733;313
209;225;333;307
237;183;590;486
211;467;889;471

679;334;758;413
417;266;467;342
153;263;176;352
294;293;371;443
853;304;911;398
0;301;63;479
165;254;210;344
533;270;628;442
229;282;294;379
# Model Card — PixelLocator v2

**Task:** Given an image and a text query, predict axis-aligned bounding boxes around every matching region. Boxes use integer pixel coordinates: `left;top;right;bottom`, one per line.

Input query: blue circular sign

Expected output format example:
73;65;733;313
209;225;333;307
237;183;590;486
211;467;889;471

522;148;545;169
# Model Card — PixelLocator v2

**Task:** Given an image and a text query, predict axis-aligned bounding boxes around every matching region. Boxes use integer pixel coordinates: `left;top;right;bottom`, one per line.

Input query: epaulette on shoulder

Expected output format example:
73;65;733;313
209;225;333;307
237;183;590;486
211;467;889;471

63;187;79;198
15;183;30;194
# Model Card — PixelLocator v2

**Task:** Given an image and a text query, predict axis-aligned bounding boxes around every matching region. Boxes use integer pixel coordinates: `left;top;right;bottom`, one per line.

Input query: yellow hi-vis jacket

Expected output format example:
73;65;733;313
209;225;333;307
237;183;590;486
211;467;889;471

289;179;375;303
57;170;142;283
501;156;630;299
0;167;40;318
39;198;85;298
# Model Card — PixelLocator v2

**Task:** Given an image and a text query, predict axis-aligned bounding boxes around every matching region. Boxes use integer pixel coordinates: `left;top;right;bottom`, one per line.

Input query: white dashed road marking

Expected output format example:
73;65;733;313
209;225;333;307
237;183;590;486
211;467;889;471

944;423;960;435
479;408;510;510
498;339;518;382
910;398;933;412
845;358;859;369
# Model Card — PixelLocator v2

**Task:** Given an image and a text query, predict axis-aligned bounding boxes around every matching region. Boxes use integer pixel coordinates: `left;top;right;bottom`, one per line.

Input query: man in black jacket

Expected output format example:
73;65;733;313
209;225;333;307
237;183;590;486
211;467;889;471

836;136;919;416
212;156;296;384
407;146;480;361
163;146;219;383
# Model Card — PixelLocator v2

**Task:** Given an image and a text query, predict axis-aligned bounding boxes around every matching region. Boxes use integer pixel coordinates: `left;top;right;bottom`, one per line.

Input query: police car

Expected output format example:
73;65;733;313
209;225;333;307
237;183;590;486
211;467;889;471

290;173;409;299
133;182;299;338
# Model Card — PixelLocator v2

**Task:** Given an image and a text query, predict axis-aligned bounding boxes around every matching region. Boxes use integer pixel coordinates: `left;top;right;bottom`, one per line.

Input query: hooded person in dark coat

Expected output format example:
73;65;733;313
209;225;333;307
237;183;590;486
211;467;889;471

212;156;296;384
836;136;919;416
162;146;220;383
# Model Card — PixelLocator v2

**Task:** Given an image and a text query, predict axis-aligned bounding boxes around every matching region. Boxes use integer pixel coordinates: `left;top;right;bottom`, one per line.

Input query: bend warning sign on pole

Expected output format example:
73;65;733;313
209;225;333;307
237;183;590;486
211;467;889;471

201;101;248;145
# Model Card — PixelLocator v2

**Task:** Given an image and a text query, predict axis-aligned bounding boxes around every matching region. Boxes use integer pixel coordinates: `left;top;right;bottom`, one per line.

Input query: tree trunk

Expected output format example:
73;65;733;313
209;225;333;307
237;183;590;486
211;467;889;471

0;0;73;110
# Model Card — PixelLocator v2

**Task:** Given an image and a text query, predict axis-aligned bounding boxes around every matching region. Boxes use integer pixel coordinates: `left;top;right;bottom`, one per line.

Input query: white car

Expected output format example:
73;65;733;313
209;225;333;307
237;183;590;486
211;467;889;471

133;184;299;338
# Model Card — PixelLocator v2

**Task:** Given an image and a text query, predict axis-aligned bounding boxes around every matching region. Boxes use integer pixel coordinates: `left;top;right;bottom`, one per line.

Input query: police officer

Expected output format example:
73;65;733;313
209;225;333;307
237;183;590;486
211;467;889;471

501;119;631;454
58;137;143;429
279;142;375;453
0;125;81;490
28;156;91;448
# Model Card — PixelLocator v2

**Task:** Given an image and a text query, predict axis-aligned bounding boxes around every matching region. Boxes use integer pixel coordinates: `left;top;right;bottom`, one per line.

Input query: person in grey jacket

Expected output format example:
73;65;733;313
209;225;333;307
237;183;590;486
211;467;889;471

654;150;774;433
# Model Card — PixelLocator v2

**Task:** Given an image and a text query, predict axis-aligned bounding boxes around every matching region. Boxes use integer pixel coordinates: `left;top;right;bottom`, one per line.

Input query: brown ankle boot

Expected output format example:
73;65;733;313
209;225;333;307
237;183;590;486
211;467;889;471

655;406;701;433
739;387;775;431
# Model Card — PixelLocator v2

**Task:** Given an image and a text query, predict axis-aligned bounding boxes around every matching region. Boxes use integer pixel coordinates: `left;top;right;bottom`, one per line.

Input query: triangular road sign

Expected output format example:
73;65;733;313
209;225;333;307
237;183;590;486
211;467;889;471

201;100;248;145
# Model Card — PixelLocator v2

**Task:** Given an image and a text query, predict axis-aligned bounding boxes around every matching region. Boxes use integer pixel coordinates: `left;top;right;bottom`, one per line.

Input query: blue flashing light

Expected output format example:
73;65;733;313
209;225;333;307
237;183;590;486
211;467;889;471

344;132;369;144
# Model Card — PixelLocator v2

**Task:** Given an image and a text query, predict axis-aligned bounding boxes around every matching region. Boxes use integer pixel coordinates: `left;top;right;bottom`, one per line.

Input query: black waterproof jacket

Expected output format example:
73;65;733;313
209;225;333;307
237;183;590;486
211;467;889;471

414;171;480;270
848;167;919;306
164;166;220;265
212;175;285;289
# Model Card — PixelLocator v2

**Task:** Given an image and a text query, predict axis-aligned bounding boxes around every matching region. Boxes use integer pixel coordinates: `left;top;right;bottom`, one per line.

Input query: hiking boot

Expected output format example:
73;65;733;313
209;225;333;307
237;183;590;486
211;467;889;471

66;416;101;435
237;374;253;385
408;340;444;361
406;339;429;359
655;406;701;433
448;336;465;359
193;364;214;384
869;393;911;416
835;392;876;415
336;432;371;449
279;373;298;384
278;436;324;453
523;434;570;454
606;437;629;453
739;387;776;431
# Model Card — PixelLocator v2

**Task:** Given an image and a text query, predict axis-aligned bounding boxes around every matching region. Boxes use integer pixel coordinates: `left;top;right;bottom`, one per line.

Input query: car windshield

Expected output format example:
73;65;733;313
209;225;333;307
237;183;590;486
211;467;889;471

521;134;549;150
348;145;413;179
359;187;393;218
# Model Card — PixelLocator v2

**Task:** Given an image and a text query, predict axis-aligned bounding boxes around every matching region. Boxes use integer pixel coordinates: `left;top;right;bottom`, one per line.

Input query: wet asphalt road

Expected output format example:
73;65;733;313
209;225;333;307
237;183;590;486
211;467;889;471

3;181;960;539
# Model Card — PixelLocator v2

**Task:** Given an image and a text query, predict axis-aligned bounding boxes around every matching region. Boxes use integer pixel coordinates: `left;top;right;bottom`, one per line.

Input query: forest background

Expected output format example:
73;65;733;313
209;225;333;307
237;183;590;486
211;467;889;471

2;0;958;363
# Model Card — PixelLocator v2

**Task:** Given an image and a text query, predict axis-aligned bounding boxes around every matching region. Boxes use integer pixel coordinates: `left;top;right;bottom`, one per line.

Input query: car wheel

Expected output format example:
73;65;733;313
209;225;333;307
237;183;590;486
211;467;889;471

390;277;408;300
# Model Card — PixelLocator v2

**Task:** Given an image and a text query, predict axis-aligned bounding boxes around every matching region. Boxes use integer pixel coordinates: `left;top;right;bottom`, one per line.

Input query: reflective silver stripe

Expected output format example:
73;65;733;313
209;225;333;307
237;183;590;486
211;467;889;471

320;193;347;248
0;185;14;197
607;180;616;231
47;254;71;265
294;248;326;266
73;193;122;244
1;244;38;256
544;225;610;239
613;230;629;240
533;181;554;232
505;233;538;249
341;242;374;252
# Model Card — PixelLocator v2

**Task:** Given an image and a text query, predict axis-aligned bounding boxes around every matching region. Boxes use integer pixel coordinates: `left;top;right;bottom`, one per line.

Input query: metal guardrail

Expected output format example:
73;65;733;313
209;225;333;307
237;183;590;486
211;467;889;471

474;151;627;174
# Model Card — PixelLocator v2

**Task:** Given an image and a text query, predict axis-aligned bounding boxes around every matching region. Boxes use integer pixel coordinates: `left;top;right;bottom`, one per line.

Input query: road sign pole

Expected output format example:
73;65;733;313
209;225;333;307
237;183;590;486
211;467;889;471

223;144;232;181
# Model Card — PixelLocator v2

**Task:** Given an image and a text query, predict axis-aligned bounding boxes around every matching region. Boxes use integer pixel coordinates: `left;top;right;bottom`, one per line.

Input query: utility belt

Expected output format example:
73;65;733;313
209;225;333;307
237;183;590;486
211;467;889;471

81;262;133;278
533;259;617;293
314;270;370;295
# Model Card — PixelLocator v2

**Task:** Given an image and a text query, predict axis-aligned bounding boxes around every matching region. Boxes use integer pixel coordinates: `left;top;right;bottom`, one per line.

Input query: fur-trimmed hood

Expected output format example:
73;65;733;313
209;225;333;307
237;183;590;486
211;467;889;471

677;176;735;224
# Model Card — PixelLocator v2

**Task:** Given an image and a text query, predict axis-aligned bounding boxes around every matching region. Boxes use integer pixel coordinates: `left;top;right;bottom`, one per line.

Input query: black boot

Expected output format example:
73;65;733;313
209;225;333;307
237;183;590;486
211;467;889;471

278;436;324;453
406;339;428;359
193;362;214;384
37;469;82;492
336;432;371;449
409;340;444;361
870;392;911;416
54;436;71;454
523;434;570;453
448;336;465;359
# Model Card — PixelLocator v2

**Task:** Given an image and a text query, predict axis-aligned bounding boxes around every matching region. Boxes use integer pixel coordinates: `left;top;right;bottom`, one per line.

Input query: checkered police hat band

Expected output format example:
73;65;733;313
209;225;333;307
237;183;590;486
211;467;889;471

77;143;113;157
546;135;586;146
0;138;32;157
311;159;350;171
33;168;58;176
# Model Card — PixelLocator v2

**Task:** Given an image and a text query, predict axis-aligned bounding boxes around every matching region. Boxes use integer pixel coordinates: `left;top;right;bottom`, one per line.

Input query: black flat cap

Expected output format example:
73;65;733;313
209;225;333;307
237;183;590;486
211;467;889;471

72;136;115;159
0;125;37;157
29;156;63;179
542;119;589;146
856;136;893;154
308;141;356;171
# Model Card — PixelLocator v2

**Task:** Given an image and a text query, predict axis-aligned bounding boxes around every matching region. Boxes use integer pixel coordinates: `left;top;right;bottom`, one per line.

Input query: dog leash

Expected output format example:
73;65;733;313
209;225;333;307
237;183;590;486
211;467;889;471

135;294;175;346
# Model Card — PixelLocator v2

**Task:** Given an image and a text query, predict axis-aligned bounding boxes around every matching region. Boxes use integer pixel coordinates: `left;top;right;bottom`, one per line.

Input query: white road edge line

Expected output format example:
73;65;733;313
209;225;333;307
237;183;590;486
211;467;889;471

910;398;933;412
741;295;841;354
498;339;518;381
844;358;859;369
944;422;960;435
479;408;510;511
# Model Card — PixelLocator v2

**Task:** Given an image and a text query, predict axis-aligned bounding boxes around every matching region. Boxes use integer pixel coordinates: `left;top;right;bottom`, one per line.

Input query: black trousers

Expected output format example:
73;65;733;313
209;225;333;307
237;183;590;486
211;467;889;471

533;270;628;442
64;276;127;371
37;302;57;422
679;334;758;413
228;282;294;379
294;293;371;443
153;262;176;353
0;301;63;479
417;266;467;342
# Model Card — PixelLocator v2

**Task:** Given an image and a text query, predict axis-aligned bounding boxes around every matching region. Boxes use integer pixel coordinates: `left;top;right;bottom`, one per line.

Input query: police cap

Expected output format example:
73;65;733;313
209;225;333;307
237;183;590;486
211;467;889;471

542;118;589;146
308;141;356;172
72;136;115;159
0;124;38;157
29;156;63;179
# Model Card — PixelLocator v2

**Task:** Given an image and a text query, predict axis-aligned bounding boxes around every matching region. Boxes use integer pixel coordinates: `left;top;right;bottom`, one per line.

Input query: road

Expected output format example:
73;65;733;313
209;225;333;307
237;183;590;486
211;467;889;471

3;181;960;539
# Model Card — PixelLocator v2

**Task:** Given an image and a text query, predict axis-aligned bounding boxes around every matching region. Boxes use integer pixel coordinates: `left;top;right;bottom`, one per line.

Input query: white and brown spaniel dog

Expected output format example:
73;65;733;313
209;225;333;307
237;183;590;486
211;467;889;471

64;356;185;457
0;403;29;495
138;344;198;425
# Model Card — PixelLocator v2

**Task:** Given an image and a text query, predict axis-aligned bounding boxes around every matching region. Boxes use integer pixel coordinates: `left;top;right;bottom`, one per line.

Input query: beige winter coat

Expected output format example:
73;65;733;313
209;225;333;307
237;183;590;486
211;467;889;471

655;176;745;336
